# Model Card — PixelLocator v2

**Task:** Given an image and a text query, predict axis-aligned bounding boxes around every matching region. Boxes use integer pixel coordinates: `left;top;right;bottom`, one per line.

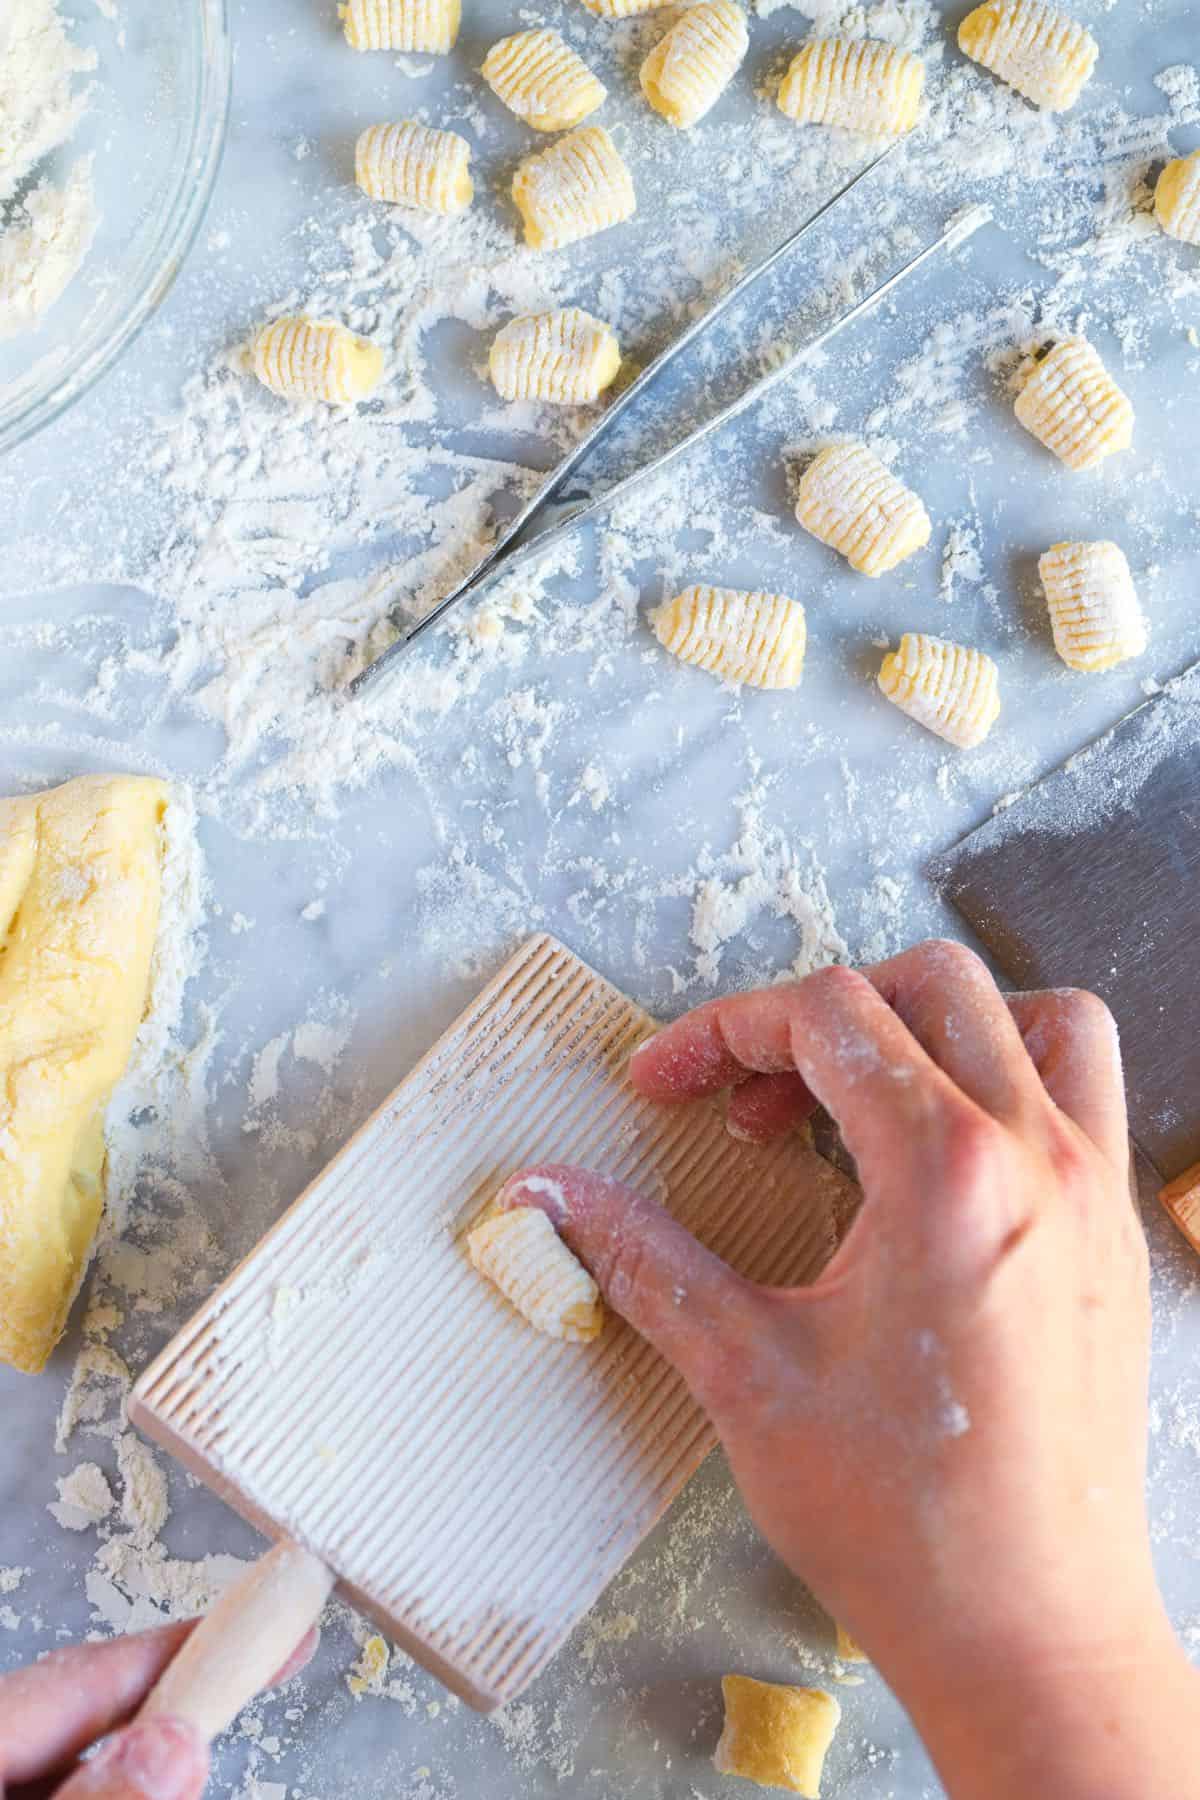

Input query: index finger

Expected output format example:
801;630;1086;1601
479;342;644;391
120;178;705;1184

0;1624;193;1787
629;987;821;1102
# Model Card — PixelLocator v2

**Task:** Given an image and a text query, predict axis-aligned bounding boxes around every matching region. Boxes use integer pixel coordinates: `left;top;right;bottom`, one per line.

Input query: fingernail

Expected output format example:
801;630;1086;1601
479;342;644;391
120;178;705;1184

629;1031;659;1061
87;1719;207;1800
500;1173;568;1222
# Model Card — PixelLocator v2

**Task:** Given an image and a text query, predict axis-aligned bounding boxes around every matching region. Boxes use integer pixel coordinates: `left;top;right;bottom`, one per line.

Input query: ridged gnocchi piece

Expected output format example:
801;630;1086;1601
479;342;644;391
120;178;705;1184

1013;337;1133;471
482;29;606;132
776;37;924;136
467;1205;604;1343
489;308;621;404
1038;540;1146;671
650;585;807;690
640;1;749;129
878;634;1001;749
339;0;459;52
512;126;636;251
252;317;384;405
714;1676;841;1798
794;443;931;576
957;0;1096;111
577;0;673;19
355;121;473;214
1155;149;1200;245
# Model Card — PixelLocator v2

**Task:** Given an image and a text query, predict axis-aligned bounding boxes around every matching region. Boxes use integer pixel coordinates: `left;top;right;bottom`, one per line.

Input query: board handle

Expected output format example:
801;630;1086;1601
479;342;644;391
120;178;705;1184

139;1541;333;1742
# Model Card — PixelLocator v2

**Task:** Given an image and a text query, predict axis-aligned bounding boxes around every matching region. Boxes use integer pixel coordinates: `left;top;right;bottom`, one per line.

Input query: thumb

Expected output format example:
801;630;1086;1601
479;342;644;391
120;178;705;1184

56;1718;208;1800
498;1165;767;1416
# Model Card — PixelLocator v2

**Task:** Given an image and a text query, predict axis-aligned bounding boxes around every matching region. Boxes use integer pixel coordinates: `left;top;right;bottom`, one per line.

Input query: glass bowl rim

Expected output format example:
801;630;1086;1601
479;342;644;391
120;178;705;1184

0;0;232;458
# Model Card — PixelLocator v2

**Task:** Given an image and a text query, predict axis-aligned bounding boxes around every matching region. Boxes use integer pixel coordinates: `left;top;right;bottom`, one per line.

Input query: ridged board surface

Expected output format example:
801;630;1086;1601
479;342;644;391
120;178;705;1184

131;935;853;1710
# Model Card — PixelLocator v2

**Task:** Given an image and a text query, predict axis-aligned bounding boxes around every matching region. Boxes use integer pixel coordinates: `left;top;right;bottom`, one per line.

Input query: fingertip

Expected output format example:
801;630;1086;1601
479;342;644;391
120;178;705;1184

61;1717;209;1800
725;1072;815;1143
495;1166;572;1224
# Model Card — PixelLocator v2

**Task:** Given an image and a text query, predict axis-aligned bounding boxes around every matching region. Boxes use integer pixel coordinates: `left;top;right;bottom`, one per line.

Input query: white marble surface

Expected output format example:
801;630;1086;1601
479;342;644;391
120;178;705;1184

2;0;1200;1794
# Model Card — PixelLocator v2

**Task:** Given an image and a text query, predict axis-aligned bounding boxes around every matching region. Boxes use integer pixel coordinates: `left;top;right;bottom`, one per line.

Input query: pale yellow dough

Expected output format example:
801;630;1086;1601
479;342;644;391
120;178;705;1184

0;774;166;1375
714;1674;841;1795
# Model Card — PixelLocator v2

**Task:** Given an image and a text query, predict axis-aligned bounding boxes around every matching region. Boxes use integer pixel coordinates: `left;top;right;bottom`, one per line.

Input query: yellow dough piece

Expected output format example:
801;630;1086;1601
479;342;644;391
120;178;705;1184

467;1205;604;1342
878;633;1001;749
482;29;606;132
958;0;1096;110
835;1623;868;1663
577;0;673;18
776;37;924;136
794;443;931;576
714;1675;841;1796
640;1;749;129
512;126;636;252
1037;539;1146;671
1013;336;1133;471
355;121;473;215
1155;149;1200;245
651;585;807;689
339;0;460;53
489;308;621;404
252;317;384;406
0;775;166;1376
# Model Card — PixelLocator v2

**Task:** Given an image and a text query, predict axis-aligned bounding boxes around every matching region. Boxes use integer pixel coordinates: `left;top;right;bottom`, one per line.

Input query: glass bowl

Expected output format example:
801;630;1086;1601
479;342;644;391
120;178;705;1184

0;0;231;455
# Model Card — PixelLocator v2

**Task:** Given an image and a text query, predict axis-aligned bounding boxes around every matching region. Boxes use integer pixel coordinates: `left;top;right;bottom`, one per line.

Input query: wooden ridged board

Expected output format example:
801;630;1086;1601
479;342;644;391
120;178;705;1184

131;935;854;1710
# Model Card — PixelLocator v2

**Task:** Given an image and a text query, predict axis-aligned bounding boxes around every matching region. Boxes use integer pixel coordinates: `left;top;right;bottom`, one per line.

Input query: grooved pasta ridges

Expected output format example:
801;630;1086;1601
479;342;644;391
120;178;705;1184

340;0;460;51
130;936;853;1710
577;0;672;21
252;317;382;405
957;0;1096;110
1156;150;1200;244
467;1208;603;1341
355;121;472;213
640;1;748;128
776;37;924;135
489;308;620;403
1013;336;1133;470
878;633;1001;748
482;29;606;130
651;585;807;689
511;126;636;250
1038;540;1146;671
794;443;931;575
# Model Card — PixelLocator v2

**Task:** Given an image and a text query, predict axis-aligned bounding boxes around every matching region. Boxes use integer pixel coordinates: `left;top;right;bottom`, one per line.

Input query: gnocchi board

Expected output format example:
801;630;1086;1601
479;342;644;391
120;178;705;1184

130;933;856;1711
936;658;1200;1184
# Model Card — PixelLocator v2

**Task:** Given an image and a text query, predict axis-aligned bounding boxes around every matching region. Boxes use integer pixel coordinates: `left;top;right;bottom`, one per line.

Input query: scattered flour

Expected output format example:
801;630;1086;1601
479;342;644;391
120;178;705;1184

48;1462;115;1531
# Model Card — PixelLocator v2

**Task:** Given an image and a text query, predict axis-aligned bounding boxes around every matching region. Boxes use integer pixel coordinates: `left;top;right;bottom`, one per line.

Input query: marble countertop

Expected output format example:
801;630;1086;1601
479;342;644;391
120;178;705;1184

2;0;1200;1793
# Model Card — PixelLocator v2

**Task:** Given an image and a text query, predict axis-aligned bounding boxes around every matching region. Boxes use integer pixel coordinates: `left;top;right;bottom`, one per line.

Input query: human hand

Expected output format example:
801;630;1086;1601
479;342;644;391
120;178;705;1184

501;941;1196;1800
0;1620;316;1799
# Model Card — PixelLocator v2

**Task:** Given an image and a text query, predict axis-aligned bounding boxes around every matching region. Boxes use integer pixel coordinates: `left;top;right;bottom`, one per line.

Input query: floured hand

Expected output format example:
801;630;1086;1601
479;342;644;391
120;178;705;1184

501;940;1200;1800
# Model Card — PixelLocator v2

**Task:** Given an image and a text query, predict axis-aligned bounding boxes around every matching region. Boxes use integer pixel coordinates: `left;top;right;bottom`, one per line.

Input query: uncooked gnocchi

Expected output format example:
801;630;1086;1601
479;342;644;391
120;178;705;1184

482;29;606;132
1038;540;1146;671
1013;336;1133;470
355;121;473;214
339;0;459;53
958;0;1096;110
651;585;807;689
713;1675;841;1797
489;308;621;404
512;126;636;251
252;317;383;405
467;1205;604;1342
878;633;1001;749
1155;149;1200;245
776;38;924;136
794;443;930;576
640;1;749;129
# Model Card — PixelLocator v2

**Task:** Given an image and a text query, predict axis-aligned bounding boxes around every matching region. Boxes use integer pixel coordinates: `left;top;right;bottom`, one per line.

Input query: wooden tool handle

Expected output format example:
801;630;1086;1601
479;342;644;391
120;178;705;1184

1160;1159;1200;1257
139;1542;333;1742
